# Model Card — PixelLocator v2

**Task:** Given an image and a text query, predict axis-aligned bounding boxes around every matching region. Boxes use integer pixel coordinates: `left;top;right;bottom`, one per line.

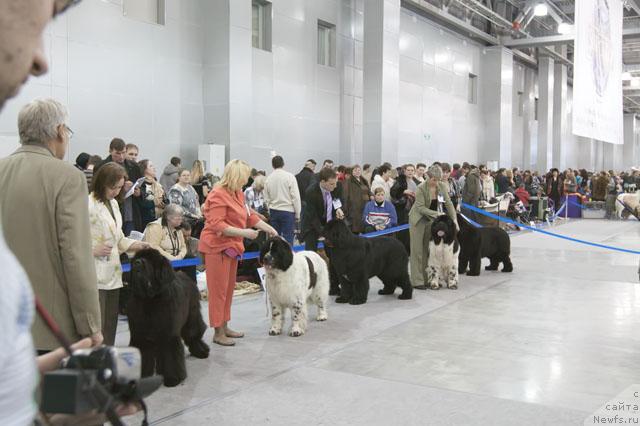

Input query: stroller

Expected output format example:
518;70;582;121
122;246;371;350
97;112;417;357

505;192;532;227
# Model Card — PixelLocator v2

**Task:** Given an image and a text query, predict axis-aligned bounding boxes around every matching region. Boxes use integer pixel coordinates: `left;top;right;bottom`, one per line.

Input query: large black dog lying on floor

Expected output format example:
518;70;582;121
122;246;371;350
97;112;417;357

128;249;210;387
457;213;513;276
323;220;412;304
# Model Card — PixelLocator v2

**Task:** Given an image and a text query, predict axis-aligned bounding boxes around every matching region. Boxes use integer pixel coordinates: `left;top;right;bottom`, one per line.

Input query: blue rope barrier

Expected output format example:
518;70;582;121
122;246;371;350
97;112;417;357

361;223;409;238
566;198;586;209
460;202;640;255
552;202;566;219
459;212;483;228
121;223;411;272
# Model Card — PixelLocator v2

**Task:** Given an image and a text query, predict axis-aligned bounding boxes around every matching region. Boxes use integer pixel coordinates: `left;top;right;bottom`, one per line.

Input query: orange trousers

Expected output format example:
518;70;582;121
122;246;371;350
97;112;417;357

204;252;238;328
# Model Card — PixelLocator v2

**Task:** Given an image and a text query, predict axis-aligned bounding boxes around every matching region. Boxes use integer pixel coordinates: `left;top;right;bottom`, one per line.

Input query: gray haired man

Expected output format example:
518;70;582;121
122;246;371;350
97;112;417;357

0;98;103;352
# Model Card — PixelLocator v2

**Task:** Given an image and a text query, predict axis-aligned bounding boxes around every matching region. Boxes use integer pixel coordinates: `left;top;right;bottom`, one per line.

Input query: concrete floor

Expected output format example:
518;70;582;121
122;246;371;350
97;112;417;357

119;219;640;426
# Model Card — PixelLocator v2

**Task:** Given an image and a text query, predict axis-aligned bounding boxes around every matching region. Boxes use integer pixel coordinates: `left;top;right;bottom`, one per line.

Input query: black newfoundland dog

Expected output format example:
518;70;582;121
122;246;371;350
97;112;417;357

128;249;210;387
457;213;513;276
323;220;412;304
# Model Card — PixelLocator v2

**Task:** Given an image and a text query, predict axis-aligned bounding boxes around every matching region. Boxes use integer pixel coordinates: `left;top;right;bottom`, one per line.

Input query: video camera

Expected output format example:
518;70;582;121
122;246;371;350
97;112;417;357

40;345;161;425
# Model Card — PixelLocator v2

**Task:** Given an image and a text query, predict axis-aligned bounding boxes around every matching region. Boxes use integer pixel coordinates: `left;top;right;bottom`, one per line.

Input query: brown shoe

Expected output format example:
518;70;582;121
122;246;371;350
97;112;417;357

225;328;244;338
213;337;235;346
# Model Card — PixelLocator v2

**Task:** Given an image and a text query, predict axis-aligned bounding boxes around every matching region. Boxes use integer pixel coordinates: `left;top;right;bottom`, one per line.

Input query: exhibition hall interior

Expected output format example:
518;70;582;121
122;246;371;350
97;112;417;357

2;0;640;425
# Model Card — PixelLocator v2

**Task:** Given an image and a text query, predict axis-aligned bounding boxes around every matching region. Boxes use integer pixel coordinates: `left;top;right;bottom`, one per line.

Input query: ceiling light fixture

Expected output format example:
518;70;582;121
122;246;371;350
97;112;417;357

534;2;548;17
557;22;572;35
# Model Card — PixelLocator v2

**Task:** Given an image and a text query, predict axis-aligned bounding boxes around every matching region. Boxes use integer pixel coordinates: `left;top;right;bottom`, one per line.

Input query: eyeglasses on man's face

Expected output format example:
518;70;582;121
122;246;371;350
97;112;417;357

63;124;74;140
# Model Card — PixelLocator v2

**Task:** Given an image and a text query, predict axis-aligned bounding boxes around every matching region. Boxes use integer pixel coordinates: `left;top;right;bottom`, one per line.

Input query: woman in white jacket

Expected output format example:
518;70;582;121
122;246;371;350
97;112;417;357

480;169;495;202
89;163;148;345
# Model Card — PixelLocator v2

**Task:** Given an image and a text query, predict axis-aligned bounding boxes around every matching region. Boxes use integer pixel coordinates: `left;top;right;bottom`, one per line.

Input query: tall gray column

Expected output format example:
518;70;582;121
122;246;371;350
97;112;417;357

363;0;400;166
202;0;252;163
339;0;364;165
577;138;595;171
537;56;554;172
623;114;637;169
479;47;513;167
552;58;567;170
522;68;535;170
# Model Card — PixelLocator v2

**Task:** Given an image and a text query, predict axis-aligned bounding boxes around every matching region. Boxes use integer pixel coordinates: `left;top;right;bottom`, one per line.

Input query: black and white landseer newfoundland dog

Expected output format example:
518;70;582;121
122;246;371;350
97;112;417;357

128;249;209;387
323;219;412;304
457;213;513;276
427;215;460;290
259;237;329;337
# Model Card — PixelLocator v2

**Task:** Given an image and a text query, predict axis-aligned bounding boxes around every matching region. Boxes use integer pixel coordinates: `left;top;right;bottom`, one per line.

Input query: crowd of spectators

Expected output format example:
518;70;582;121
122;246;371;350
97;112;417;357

1;2;639;423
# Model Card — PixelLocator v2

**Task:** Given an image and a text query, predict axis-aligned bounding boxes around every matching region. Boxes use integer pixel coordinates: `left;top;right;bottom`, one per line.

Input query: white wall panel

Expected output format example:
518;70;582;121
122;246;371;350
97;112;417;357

398;8;483;165
1;0;205;171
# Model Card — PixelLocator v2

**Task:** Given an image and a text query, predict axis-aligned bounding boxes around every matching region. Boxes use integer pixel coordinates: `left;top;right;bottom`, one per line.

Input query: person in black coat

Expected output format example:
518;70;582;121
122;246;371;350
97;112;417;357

93;138;144;235
301;168;344;295
295;159;316;198
390;164;419;254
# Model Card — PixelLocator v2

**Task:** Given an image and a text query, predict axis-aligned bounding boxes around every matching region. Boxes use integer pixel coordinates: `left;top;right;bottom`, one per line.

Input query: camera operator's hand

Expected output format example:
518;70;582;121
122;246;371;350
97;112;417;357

37;338;92;374
38;338;141;425
90;331;104;347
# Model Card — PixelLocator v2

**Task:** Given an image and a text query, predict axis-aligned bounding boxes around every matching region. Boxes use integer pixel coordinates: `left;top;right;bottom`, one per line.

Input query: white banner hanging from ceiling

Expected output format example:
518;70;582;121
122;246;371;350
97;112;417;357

572;0;623;144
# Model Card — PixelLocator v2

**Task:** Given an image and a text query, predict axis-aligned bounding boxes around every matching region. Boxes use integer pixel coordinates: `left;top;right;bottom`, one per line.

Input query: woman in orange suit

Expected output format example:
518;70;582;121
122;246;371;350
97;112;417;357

199;159;277;346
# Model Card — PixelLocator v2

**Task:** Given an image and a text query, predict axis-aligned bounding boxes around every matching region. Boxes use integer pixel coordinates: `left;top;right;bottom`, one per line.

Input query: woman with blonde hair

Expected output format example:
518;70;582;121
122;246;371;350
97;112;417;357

191;159;211;205
191;159;205;184
199;159;277;346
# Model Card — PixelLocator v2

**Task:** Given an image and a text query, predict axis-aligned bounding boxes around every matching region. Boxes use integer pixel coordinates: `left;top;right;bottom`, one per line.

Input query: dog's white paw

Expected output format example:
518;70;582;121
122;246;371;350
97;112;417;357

289;328;304;337
316;313;328;322
448;284;458;290
268;327;282;336
429;283;440;290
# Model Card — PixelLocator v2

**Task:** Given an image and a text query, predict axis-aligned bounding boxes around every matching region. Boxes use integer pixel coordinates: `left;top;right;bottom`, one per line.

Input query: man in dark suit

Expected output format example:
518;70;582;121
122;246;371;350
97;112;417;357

301;168;344;295
301;167;344;250
94;137;144;235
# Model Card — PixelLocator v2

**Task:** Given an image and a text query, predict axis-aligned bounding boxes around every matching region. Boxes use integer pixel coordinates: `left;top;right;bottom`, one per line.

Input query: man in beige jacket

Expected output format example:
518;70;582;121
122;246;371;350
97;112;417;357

0;98;102;351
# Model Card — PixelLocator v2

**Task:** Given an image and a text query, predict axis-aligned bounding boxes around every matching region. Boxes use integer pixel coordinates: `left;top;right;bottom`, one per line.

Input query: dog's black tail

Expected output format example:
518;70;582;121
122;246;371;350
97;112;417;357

304;256;317;289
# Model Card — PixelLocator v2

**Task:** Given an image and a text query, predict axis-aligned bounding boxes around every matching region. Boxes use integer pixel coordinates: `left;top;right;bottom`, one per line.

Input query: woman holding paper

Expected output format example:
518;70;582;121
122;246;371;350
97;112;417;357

199;160;277;346
89;163;149;345
138;159;165;227
169;169;202;220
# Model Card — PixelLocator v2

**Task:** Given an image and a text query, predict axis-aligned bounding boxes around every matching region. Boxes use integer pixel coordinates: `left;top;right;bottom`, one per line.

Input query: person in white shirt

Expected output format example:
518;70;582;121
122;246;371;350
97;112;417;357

264;156;301;245
371;164;394;202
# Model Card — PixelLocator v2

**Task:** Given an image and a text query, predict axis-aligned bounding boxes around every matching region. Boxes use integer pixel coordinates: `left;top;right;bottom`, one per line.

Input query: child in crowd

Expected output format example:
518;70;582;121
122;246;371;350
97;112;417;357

362;187;398;233
180;221;200;260
179;221;200;280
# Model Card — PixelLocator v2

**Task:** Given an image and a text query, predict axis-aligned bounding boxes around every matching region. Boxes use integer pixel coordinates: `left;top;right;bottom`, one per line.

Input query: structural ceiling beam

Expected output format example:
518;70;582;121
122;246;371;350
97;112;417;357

504;27;640;49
